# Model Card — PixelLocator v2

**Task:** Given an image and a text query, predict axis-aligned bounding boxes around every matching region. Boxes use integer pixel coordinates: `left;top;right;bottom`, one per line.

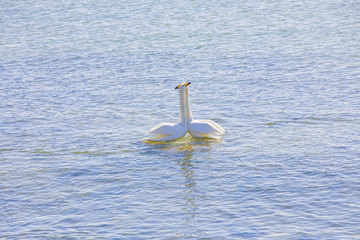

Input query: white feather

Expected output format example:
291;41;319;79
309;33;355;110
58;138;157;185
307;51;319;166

145;82;225;141
145;85;188;141
185;86;225;138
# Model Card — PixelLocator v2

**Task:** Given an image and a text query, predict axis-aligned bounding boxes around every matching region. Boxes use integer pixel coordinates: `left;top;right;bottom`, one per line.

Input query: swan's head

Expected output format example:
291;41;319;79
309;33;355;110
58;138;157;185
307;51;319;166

175;82;191;90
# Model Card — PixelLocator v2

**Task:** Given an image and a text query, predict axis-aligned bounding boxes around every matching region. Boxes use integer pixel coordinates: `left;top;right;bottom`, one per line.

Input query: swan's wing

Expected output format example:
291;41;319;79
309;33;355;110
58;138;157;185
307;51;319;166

203;120;225;134
146;122;187;141
147;122;177;135
189;120;225;137
192;120;225;134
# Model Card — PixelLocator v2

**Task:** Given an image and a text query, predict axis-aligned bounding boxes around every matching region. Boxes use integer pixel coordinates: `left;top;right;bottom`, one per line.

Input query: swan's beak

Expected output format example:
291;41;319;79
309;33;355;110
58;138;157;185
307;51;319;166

175;82;191;89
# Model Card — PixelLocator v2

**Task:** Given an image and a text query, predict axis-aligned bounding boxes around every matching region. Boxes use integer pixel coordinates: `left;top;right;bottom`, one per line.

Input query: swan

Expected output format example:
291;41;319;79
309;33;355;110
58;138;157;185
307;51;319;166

184;82;225;138
145;84;188;141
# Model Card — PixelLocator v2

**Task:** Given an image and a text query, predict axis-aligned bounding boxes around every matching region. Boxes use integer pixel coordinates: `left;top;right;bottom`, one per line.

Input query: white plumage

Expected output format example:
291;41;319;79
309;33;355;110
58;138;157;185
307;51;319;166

145;82;225;141
184;84;225;138
146;122;187;141
145;84;187;141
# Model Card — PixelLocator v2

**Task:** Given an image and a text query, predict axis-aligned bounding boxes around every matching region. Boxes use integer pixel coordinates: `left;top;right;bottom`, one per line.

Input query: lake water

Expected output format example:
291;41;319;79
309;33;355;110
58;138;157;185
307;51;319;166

1;0;360;239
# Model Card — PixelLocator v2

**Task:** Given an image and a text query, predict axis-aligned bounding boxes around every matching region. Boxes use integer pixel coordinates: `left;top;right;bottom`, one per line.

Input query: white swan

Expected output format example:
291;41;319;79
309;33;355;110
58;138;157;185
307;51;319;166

184;82;225;138
146;84;188;141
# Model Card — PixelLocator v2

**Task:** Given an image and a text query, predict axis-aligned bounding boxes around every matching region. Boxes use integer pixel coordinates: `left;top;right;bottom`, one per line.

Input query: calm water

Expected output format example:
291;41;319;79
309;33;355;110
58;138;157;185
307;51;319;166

1;0;360;239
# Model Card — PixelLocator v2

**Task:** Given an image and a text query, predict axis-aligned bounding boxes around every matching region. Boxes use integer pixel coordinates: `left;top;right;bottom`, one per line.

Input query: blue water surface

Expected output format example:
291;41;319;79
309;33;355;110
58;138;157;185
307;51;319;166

1;0;360;239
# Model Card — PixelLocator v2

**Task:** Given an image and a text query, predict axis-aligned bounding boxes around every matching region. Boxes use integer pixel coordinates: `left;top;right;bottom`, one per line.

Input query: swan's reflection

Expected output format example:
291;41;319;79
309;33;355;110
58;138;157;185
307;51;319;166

177;146;197;222
144;135;221;152
145;136;222;223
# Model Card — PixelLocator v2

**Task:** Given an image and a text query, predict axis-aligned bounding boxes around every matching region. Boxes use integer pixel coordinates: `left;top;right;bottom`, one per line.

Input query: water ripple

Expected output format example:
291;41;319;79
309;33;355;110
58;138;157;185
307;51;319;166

1;0;360;239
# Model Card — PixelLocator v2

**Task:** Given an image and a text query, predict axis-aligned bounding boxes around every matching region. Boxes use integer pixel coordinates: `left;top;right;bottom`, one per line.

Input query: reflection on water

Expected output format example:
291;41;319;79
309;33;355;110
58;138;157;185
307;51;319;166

2;0;360;238
178;147;197;223
143;135;222;152
144;136;221;224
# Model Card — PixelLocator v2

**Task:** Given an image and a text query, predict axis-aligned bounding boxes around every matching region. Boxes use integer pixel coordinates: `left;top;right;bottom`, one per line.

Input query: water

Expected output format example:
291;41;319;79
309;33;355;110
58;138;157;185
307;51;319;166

1;0;360;239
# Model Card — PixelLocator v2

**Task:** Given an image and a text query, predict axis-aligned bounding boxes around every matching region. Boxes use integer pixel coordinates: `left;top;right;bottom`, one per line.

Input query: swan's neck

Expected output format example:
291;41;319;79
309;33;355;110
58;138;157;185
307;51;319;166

185;87;194;121
179;88;187;124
